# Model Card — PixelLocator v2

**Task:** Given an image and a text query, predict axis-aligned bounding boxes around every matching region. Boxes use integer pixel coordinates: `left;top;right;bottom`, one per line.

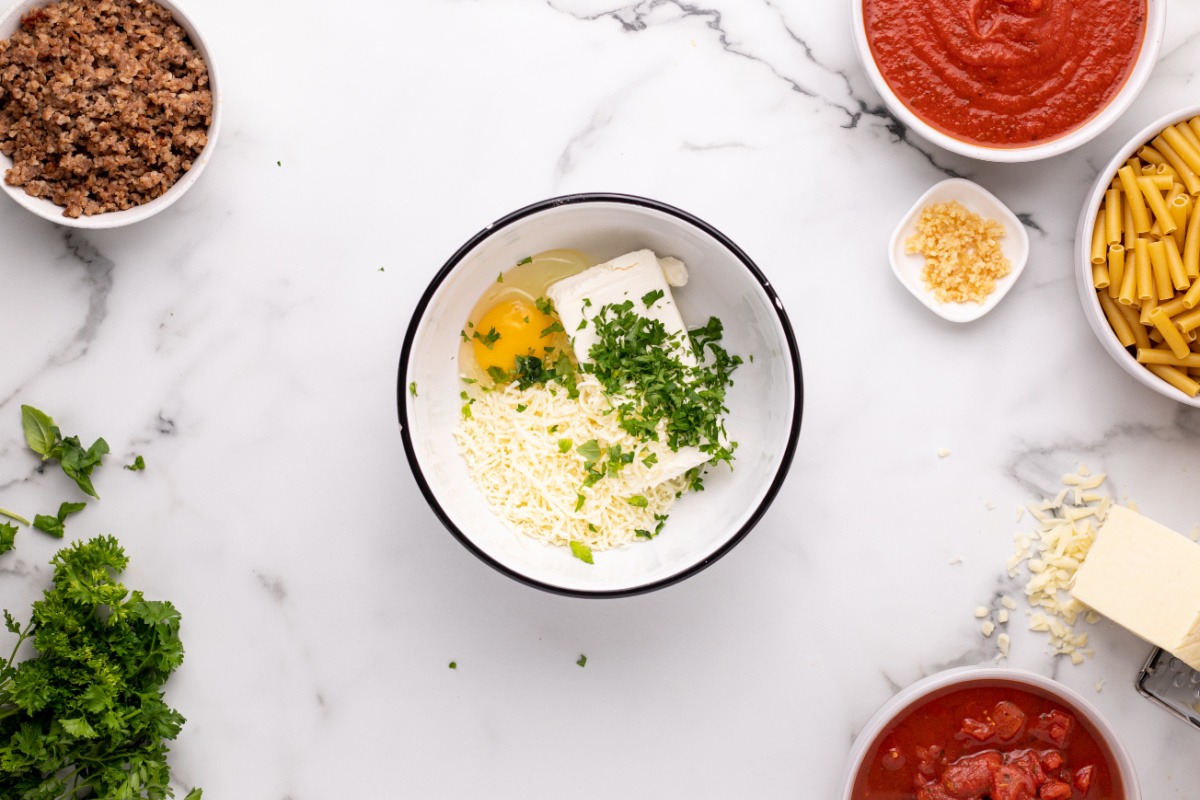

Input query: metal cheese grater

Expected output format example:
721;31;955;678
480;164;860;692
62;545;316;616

1137;647;1200;731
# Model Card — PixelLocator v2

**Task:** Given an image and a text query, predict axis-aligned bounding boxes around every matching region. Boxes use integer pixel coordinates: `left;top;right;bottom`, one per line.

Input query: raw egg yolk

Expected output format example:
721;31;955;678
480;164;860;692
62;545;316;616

472;297;557;376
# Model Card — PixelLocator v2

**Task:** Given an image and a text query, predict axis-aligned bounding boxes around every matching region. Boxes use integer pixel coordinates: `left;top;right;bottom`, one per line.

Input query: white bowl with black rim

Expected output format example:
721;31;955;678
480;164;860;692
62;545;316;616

0;0;221;228
397;194;803;597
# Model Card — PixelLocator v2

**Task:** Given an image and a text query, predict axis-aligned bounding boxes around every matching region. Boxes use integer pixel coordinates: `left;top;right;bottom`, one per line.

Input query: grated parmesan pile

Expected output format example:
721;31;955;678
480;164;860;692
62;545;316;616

455;374;692;551
980;467;1110;665
906;200;1011;304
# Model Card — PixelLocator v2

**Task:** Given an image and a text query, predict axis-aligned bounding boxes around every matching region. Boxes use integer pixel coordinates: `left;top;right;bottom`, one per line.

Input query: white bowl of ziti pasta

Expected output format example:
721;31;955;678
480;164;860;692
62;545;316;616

1078;104;1200;407
398;194;803;596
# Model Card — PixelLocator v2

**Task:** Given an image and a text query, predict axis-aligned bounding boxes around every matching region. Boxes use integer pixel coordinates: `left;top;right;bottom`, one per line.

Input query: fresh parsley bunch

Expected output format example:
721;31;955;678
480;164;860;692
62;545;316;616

0;536;200;800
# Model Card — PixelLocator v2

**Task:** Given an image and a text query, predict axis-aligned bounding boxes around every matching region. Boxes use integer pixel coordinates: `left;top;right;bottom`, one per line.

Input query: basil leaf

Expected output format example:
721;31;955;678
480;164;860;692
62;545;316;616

21;405;58;458
33;514;65;538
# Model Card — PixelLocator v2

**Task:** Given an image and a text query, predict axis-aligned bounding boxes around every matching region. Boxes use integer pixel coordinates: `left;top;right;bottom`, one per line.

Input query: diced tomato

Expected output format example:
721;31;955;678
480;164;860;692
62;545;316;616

992;763;1038;800
993;701;1027;740
1012;751;1046;786
917;784;958;800
941;752;1003;798
961;717;996;741
1039;778;1073;799
1041;751;1064;772
1033;710;1075;748
917;745;946;776
1073;765;1094;793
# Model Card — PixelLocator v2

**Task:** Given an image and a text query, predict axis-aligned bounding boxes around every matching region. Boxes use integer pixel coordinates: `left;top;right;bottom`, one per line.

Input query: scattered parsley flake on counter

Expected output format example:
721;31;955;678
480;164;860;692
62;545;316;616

517;256;533;266
569;540;594;564
20;405;109;498
641;288;664;307
0;507;30;526
576;654;587;668
379;267;385;272
0;522;16;555
276;160;281;167
0;535;200;800
448;661;457;670
125;455;146;471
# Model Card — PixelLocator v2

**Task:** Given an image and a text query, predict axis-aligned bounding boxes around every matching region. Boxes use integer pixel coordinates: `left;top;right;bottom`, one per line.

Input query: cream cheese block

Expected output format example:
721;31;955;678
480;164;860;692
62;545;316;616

547;249;695;367
1069;505;1200;669
546;249;709;483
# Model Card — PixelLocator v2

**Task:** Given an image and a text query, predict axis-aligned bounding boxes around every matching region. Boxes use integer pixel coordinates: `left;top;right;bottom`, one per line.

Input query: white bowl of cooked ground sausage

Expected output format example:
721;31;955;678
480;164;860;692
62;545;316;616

0;0;220;227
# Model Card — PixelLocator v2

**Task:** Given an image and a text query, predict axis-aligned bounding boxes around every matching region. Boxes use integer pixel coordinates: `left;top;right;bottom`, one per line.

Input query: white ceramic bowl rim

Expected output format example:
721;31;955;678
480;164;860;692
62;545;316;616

396;192;805;598
840;666;1141;800
850;0;1166;163
1075;103;1200;408
0;0;222;228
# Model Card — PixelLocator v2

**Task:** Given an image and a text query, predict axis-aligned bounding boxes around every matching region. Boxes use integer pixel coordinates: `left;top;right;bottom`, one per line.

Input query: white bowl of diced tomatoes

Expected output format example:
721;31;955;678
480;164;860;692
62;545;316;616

842;667;1138;800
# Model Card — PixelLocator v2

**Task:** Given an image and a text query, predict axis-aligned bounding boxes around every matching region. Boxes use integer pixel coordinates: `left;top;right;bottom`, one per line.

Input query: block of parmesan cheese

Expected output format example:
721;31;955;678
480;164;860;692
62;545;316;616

1069;505;1200;669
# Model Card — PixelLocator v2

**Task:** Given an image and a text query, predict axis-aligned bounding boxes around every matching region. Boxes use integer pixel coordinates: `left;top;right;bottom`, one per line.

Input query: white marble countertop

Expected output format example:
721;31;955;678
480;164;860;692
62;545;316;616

1;0;1199;797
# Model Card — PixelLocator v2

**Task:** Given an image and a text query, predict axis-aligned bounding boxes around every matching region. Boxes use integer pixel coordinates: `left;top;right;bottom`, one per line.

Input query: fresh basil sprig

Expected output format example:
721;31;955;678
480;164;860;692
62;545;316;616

20;405;109;498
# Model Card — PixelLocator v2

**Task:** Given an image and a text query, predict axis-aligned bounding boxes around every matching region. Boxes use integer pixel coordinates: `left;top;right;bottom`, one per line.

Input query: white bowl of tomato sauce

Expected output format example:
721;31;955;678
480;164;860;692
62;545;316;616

851;0;1166;162
842;667;1139;800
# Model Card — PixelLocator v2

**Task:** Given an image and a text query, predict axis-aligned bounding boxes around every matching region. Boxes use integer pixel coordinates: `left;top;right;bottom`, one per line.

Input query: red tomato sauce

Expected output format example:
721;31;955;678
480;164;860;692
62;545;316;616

851;685;1122;800
863;0;1146;147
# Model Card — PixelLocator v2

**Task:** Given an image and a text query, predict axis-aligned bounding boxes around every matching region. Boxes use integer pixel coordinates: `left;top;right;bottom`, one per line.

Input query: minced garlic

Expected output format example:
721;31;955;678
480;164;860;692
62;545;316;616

906;200;1011;303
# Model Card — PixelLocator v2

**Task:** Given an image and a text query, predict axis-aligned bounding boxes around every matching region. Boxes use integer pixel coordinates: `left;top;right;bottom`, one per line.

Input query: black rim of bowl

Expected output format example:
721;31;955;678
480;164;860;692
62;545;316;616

396;192;804;598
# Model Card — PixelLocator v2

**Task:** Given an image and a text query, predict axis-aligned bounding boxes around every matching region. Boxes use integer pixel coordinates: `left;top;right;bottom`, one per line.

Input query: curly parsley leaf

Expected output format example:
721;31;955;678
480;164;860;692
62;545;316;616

0;536;199;799
125;455;146;472
0;522;16;555
569;541;593;564
576;654;588;668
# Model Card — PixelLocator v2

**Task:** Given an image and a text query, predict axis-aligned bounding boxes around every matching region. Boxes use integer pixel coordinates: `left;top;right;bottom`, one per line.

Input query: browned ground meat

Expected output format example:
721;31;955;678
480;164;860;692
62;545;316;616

0;0;212;218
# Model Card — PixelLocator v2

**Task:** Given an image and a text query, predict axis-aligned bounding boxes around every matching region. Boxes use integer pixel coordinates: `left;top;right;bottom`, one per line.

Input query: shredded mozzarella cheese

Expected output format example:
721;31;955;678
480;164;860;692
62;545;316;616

455;374;692;551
